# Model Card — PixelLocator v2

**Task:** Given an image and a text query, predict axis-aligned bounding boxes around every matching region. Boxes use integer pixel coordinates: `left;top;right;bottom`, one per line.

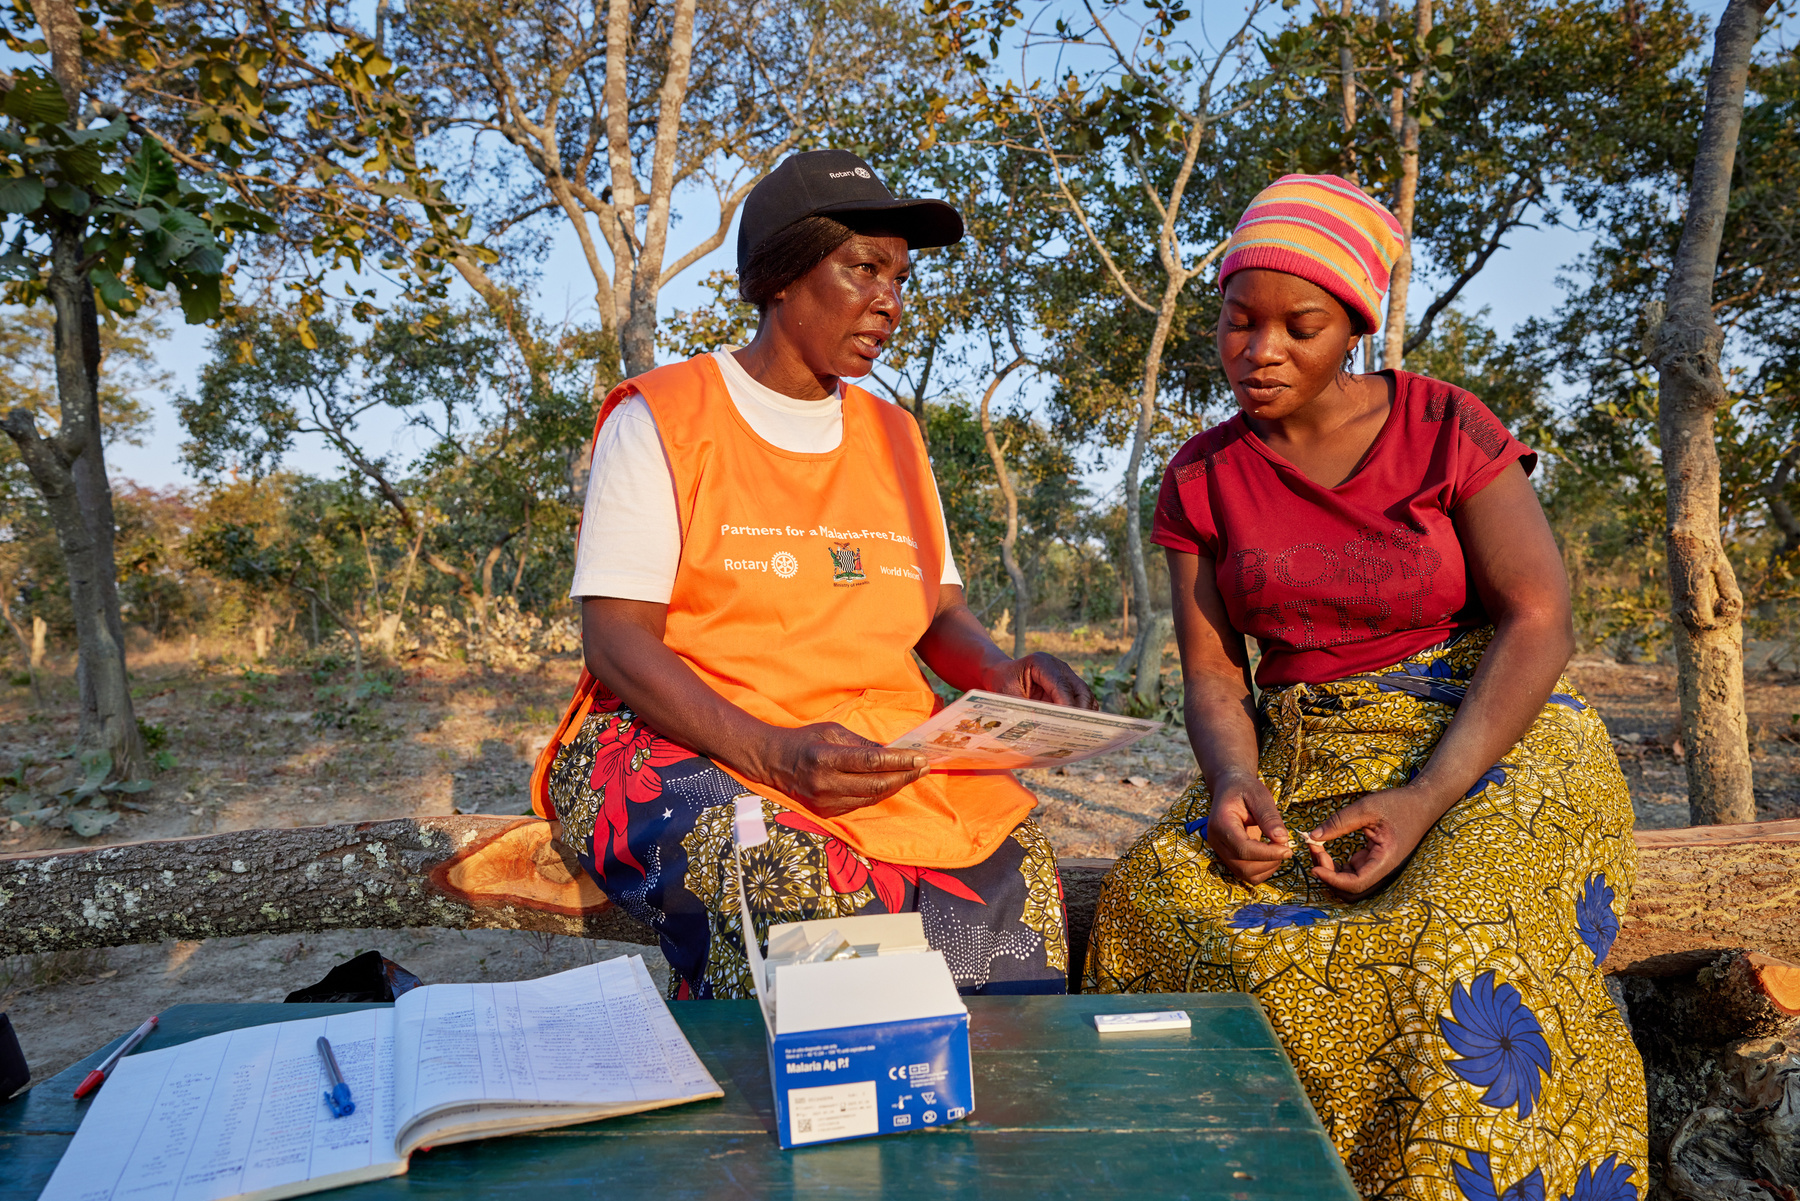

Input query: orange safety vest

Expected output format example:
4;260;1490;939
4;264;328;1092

531;353;1036;869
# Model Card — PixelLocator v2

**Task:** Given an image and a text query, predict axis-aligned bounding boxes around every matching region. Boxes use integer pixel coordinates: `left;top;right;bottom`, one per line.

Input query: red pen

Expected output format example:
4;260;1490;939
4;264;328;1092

74;1014;158;1099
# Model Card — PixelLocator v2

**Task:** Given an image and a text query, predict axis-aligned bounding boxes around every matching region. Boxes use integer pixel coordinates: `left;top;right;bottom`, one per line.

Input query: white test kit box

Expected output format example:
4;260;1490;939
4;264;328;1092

733;800;976;1149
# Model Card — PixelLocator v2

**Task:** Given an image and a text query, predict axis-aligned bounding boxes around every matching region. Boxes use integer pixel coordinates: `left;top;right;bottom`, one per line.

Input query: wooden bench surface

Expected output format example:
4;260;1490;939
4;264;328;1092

0;993;1358;1200
8;816;1800;974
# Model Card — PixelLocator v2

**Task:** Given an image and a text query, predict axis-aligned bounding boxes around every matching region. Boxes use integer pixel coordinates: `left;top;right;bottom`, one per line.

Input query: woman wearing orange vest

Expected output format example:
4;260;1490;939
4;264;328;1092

531;150;1094;999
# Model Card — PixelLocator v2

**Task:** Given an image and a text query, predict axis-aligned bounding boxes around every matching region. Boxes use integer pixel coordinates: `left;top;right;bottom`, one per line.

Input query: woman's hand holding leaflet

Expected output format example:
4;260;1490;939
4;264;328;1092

760;722;929;817
583;589;1095;821
767;648;1094;818
980;652;1100;711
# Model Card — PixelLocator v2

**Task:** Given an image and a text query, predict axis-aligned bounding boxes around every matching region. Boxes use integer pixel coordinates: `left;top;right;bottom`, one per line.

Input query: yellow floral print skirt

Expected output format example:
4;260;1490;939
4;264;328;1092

1086;629;1647;1201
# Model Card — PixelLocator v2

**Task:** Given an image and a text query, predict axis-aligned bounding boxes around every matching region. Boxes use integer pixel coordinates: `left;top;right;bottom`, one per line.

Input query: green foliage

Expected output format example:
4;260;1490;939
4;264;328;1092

925;399;1115;624
660;271;756;360
3;0;1792;697
1512;35;1800;656
1251;0;1705;354
0;0;484;335
0;67;263;321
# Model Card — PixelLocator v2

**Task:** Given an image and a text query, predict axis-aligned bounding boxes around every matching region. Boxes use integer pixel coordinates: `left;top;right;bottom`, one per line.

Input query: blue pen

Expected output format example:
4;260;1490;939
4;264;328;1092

316;1036;356;1118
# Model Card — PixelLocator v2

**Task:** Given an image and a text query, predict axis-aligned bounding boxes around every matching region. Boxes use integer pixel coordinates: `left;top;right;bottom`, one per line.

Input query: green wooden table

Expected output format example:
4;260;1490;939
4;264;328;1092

0;994;1357;1199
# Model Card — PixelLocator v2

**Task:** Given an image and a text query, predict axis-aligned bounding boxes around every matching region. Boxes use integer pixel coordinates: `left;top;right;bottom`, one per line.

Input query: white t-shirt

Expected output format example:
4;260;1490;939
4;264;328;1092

570;349;962;601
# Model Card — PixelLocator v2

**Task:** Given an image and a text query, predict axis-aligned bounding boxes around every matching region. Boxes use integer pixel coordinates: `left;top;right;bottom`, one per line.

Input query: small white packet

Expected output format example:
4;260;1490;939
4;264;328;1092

1094;1010;1192;1033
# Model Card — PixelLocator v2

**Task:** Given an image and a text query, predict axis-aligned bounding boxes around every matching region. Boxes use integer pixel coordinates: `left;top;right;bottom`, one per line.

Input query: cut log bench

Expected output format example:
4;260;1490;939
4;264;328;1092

2;812;1794;1053
3;815;1798;982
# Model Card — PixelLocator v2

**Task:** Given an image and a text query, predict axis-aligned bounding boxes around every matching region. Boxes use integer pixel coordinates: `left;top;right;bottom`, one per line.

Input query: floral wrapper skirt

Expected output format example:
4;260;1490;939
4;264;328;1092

545;699;1069;999
1086;628;1646;1201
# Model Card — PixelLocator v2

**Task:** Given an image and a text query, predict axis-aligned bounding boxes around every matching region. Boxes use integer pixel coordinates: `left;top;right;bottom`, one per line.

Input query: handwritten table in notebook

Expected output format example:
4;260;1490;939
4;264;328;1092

1;993;1358;1200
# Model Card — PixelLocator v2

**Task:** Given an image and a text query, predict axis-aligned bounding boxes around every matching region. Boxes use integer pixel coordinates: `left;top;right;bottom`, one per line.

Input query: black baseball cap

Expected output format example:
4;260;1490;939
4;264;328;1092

736;150;964;271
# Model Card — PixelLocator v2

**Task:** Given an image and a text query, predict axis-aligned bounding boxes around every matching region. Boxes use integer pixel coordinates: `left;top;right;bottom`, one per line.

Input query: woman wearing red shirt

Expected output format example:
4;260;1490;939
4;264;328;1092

1086;176;1644;1201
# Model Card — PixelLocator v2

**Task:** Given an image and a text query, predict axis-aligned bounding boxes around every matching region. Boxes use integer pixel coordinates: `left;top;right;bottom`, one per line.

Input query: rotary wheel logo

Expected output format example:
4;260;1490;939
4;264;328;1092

771;551;799;579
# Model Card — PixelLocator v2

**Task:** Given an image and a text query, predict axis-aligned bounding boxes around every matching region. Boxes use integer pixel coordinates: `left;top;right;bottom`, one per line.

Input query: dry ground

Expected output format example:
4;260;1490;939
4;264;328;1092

4;628;1797;1090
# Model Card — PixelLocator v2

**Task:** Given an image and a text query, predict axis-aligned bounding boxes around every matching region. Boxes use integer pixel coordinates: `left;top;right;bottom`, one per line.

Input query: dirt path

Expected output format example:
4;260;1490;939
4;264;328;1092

5;633;1797;1090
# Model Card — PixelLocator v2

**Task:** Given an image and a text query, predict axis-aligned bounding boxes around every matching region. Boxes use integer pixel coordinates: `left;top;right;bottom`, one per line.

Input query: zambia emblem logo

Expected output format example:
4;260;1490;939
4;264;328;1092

828;541;867;586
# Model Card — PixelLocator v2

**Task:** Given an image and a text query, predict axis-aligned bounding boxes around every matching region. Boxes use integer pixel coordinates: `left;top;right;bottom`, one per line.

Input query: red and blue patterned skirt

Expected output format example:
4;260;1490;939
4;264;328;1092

543;699;1069;999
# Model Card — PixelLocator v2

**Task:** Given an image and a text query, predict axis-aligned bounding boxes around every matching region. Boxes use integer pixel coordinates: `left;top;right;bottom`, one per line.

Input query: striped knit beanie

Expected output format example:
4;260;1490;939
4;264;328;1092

1217;174;1406;334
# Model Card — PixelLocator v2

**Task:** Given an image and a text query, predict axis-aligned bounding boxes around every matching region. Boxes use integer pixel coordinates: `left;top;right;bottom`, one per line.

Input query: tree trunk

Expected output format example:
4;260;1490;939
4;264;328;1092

980;354;1031;659
12;820;1800;995
906;335;940;449
1119;279;1185;687
0;573;45;708
12;2;148;779
1622;950;1800;1045
4;819;1131;961
1381;0;1432;369
605;0;699;379
1763;449;1800;564
1337;0;1359;186
283;573;363;674
1;231;146;779
1133;610;1176;707
1650;0;1770;826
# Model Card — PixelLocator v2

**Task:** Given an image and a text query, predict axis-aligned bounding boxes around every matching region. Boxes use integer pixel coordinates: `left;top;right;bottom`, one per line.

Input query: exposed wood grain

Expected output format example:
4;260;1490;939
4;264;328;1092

1624;950;1800;1050
1609;819;1800;972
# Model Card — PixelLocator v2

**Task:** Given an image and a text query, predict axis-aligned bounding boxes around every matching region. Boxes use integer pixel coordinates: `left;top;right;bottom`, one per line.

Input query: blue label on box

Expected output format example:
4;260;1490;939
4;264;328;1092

769;1012;974;1148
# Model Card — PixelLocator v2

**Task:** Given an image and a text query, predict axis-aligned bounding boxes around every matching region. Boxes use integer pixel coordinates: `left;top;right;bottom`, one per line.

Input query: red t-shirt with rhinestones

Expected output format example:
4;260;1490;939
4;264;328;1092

1151;370;1536;687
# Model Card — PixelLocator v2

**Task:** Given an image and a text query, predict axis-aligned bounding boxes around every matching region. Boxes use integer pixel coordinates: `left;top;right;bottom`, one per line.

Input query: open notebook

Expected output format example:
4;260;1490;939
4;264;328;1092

38;956;721;1201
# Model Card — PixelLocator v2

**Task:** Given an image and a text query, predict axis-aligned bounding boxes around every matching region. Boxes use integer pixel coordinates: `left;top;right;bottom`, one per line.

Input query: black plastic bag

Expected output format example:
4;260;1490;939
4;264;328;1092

0;1013;29;1100
285;950;422;1003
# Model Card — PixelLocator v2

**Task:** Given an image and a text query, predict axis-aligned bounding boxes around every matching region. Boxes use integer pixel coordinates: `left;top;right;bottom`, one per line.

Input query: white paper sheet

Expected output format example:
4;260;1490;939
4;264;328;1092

887;689;1161;769
38;1008;400;1201
390;956;718;1151
39;957;722;1201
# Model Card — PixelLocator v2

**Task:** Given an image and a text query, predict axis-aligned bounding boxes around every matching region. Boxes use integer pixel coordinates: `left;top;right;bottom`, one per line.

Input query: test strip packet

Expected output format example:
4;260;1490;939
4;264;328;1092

1094;1010;1191;1033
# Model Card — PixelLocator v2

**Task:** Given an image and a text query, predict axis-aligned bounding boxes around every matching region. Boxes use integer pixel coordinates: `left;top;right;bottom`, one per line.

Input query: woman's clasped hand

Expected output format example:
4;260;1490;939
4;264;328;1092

1302;784;1454;900
1203;768;1293;886
1207;773;1455;900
